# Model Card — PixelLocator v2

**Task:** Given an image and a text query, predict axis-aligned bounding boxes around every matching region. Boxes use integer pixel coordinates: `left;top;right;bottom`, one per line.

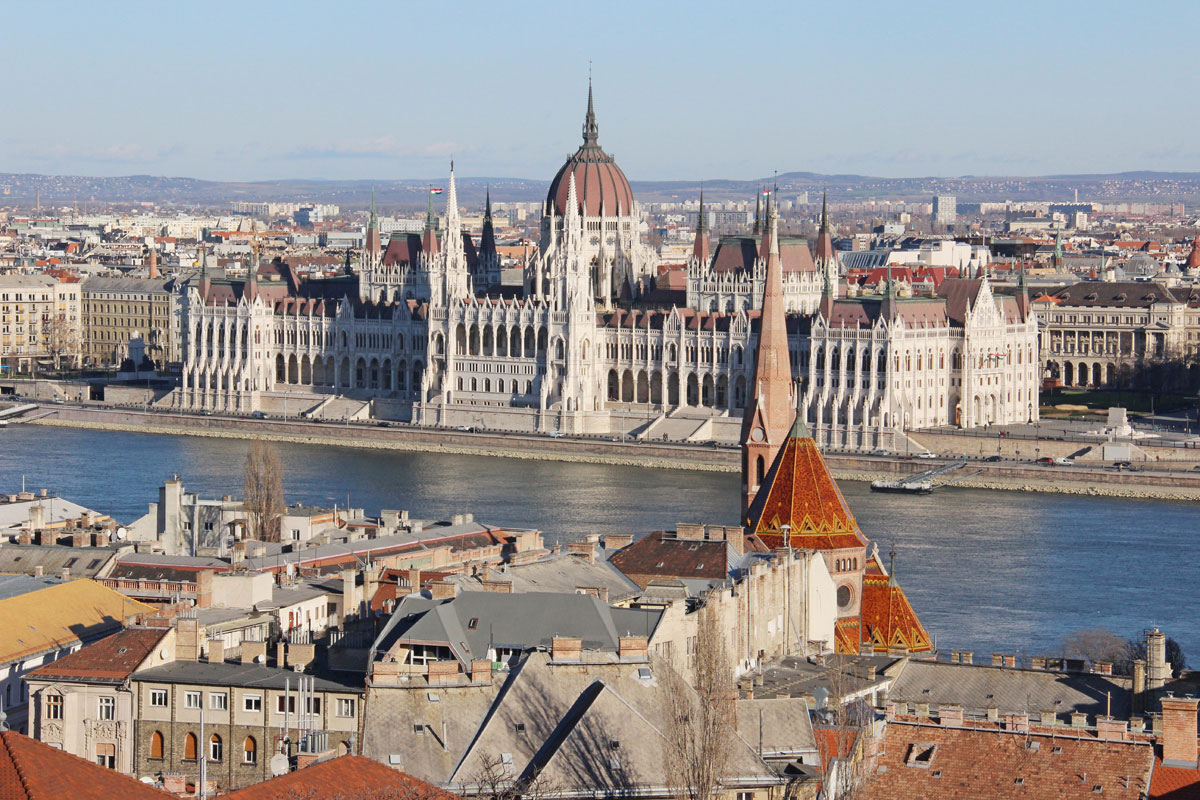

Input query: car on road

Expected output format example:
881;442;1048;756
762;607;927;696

1054;457;1074;466
1035;457;1054;465
250;410;268;419
549;431;566;438
872;448;889;456
915;452;938;459
199;409;212;416
456;425;475;432
984;455;1002;462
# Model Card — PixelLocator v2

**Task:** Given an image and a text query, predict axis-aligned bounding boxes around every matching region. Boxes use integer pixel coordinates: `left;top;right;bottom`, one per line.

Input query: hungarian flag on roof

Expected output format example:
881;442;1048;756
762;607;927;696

430;188;444;195
762;188;772;196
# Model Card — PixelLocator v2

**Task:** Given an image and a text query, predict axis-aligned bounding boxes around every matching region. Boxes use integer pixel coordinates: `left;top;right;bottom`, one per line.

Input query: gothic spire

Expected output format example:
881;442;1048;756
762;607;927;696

582;76;599;147
422;186;440;256
740;189;793;517
692;187;710;263
753;190;762;235
480;185;497;262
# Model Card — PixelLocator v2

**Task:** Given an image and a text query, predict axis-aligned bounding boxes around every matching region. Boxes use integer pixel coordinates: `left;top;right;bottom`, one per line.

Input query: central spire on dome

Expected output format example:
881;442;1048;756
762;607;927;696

582;78;599;147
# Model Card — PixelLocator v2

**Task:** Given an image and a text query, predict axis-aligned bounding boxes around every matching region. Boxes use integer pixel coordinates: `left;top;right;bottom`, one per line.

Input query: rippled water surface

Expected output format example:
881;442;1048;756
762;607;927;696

2;425;1196;661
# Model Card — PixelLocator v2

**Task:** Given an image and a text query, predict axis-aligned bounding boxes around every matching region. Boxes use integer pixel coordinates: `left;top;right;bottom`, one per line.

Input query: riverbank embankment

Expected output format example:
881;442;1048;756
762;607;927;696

22;405;1200;501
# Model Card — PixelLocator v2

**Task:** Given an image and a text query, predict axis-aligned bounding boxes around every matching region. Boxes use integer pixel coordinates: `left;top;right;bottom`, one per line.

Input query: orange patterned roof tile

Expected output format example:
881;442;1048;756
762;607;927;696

747;419;868;553
835;618;861;655
860;557;932;654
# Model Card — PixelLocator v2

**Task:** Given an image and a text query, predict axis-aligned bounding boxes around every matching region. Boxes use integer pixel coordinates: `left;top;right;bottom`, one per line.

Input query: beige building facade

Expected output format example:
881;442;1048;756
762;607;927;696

0;274;82;373
81;276;185;369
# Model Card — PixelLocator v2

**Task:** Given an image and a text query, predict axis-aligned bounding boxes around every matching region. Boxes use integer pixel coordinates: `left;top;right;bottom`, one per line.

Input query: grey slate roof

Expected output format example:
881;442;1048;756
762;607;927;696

134;660;362;692
889;659;1130;721
448;553;642;603
373;591;663;667
0;574;62;600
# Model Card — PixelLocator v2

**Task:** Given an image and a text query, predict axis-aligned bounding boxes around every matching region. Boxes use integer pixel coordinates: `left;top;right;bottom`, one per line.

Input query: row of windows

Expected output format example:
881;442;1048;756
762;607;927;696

149;688;354;717
149;731;252;764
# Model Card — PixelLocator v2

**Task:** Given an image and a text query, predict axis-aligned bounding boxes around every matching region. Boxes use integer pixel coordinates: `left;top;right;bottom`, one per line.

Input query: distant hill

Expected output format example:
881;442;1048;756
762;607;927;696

4;169;1200;211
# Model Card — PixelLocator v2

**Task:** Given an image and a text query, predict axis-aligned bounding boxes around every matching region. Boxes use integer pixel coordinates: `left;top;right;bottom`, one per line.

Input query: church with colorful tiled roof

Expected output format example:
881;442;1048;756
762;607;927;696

740;194;931;656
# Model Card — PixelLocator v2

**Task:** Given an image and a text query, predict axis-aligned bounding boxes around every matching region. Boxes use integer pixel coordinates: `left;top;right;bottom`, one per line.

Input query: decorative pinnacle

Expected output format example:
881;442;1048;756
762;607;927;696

582;76;599;146
820;191;829;233
696;186;706;232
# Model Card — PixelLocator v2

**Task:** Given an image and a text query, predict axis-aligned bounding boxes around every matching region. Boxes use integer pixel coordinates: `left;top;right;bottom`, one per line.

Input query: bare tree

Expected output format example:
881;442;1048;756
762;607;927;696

813;655;872;799
243;438;285;542
660;598;735;800
44;311;80;371
1061;628;1128;666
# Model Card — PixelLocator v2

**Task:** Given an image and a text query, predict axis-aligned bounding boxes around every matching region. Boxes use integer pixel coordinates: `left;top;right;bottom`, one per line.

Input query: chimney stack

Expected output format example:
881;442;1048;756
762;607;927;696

1148;628;1169;690
207;639;225;664
1161;697;1199;768
551;636;582;662
196;569;214;609
429;580;456;600
341;568;358;623
1132;658;1147;716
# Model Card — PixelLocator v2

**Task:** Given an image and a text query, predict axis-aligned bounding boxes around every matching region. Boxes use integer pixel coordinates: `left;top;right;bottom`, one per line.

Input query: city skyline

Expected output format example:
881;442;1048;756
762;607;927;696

5;0;1200;182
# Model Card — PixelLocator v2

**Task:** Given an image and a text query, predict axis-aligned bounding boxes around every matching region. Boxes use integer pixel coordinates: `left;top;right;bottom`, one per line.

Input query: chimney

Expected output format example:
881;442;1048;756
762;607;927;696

1161;697;1199;768
231;541;245;566
33;565;43;577
1030;656;1046;670
17;530;31;546
675;523;705;541
92;531;110;547
1132;659;1147;716
991;653;1004;667
196;569;214;609
567;540;595;564
176;617;200;661
242;640;267;665
426;660;460;685
939;705;964;727
81;510;93;527
71;531;87;548
1094;661;1113;676
1006;712;1030;733
1070;712;1088;728
1095;717;1127;742
725;526;745;556
1003;654;1016;668
288;643;316;671
429;581;457;600
207;639;225;664
363;566;381;607
551;636;582;662
961;651;973;665
341;568;358;623
60;567;71;581
1147;628;1169;690
618;636;648;662
407;568;423;593
471;659;493;684
603;534;633;551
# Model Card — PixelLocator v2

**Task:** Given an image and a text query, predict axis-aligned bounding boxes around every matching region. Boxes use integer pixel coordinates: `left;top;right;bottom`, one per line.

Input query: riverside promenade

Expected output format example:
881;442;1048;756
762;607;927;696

22;403;1200;501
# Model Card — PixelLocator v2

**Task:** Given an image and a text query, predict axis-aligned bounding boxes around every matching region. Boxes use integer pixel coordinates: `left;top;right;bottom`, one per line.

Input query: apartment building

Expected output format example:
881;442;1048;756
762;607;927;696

81;276;186;369
0;273;82;373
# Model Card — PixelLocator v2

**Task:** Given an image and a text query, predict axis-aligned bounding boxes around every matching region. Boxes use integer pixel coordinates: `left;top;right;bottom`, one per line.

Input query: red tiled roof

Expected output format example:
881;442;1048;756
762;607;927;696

863;721;1153;800
1151;751;1200;799
859;557;932;653
27;627;168;684
226;755;457;800
747;420;868;552
608;532;729;585
0;730;173;798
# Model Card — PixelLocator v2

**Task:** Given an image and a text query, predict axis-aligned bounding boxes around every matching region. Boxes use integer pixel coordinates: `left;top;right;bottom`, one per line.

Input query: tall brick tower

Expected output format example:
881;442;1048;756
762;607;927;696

740;193;793;516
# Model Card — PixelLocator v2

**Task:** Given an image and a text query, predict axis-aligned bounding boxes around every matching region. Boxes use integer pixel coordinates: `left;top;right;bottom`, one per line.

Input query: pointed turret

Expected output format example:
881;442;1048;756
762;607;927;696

758;190;775;264
692;188;710;263
245;236;259;301
582;76;599;147
198;245;211;302
422;188;440;256
752;191;762;235
480;186;497;263
1053;230;1063;269
881;273;898;322
365;187;380;270
814;192;836;266
1015;265;1030;321
740;193;793;516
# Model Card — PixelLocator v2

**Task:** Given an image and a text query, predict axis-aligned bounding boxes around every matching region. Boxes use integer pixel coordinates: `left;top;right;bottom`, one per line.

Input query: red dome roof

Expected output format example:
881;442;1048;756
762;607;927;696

546;84;635;218
1187;235;1200;269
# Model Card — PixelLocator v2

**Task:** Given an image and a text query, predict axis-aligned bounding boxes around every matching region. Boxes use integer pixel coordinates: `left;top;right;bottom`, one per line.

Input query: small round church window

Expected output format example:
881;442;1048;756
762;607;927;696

837;585;852;608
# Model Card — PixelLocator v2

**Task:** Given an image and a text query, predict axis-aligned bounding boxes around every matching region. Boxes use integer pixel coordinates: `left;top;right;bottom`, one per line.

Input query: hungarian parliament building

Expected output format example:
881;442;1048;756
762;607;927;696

178;86;1040;448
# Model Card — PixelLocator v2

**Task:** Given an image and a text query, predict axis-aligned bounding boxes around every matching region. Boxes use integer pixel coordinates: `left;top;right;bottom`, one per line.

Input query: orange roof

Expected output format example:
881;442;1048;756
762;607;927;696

0;730;173;798
834;617;861;655
747;417;868;552
859;557;932;654
1150;752;1200;799
27;627;168;684
226;755;457;800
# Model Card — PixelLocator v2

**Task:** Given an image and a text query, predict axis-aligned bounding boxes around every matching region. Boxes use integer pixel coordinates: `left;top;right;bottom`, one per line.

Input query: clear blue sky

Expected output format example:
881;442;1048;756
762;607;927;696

4;0;1198;182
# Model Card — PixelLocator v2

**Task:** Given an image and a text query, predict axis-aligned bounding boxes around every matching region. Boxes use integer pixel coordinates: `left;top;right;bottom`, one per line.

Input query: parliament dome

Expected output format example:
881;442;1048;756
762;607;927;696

546;84;635;218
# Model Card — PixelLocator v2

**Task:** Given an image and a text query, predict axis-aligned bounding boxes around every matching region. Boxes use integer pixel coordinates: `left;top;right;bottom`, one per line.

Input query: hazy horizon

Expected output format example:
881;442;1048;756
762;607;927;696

6;0;1200;182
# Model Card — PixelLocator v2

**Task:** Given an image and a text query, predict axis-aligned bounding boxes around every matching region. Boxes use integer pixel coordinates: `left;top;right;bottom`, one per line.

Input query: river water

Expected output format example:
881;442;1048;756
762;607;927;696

2;425;1196;663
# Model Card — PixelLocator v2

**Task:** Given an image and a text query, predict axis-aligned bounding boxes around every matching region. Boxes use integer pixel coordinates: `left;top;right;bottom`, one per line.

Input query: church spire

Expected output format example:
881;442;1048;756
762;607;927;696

740;191;793;517
582;76;599;147
692;187;710;263
422;186;440;257
752;190;762;235
480;185;497;263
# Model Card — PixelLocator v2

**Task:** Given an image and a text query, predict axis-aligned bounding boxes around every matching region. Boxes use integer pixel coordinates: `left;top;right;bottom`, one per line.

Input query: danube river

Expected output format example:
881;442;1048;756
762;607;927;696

3;425;1197;662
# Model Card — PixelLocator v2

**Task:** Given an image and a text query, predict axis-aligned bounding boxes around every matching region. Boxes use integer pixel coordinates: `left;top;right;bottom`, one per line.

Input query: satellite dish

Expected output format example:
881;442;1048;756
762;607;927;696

159;649;169;660
115;527;128;541
255;654;266;664
269;753;290;777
